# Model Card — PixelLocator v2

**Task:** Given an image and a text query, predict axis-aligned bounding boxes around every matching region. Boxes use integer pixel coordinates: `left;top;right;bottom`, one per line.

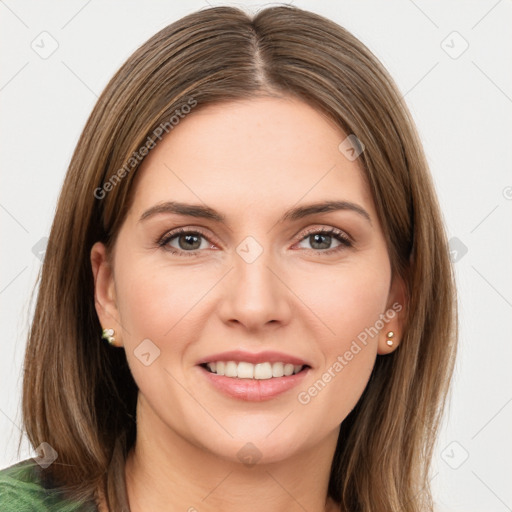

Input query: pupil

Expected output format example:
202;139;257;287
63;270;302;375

312;234;330;250
180;234;200;250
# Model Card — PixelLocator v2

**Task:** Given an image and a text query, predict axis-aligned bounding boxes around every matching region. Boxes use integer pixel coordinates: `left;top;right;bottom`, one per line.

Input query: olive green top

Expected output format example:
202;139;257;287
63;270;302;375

0;458;99;511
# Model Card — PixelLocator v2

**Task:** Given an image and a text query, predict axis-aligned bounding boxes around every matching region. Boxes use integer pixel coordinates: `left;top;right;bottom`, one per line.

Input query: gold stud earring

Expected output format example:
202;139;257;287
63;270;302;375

386;331;395;347
101;328;116;346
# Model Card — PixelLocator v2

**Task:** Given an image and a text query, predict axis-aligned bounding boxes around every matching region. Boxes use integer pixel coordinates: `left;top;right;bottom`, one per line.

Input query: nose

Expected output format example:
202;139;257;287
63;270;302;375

217;245;292;332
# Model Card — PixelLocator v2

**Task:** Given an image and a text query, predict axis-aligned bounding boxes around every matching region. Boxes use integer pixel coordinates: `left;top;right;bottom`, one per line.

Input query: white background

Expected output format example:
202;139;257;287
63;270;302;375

1;1;511;511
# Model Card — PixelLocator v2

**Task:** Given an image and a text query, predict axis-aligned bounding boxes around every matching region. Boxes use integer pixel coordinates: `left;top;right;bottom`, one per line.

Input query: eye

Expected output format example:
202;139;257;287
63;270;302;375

158;228;214;256
157;226;353;257
295;227;352;255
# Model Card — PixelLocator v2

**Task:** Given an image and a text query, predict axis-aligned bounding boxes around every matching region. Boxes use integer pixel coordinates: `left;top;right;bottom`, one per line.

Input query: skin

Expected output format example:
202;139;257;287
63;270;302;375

91;95;405;512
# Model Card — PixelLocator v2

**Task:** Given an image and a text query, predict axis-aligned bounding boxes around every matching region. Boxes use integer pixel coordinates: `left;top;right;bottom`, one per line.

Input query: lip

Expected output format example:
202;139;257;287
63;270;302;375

198;364;311;401
196;350;311;367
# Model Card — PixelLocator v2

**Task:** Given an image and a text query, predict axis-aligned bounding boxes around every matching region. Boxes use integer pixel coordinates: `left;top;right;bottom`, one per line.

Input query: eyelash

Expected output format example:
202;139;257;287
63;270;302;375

157;226;353;257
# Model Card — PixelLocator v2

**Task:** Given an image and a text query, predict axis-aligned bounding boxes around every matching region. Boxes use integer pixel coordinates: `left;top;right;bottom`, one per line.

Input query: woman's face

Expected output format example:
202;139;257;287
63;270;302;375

92;96;404;464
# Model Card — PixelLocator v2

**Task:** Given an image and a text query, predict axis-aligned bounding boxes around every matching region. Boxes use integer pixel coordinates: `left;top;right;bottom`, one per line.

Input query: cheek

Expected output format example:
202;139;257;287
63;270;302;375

114;253;211;343
112;254;211;416
292;258;390;421
294;257;391;346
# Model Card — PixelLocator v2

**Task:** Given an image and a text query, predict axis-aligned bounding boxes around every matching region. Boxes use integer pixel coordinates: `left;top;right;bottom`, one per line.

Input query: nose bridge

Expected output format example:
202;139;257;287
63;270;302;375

220;234;289;328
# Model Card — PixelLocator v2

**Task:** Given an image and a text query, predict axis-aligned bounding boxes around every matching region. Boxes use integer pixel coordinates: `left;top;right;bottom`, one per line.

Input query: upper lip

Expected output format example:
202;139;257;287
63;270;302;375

196;350;311;367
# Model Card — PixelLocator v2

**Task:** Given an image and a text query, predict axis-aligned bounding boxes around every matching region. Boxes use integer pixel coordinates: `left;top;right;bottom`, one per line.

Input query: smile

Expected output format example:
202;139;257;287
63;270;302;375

201;361;305;379
198;362;310;401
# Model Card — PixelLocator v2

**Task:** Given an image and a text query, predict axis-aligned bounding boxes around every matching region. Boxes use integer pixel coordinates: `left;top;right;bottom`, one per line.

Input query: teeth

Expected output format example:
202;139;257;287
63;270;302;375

272;362;284;377
283;363;294;376
237;361;254;379
254;362;272;380
204;360;305;379
225;361;238;377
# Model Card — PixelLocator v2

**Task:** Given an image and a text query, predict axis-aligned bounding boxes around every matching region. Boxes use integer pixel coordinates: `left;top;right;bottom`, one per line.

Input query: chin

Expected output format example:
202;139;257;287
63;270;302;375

195;424;315;466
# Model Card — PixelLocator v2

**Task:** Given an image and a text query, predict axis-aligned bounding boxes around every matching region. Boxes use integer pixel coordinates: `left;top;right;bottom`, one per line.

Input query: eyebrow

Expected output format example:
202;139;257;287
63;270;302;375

139;200;372;225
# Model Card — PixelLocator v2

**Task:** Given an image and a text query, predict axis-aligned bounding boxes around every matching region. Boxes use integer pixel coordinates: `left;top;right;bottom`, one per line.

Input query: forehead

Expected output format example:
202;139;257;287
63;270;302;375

129;96;374;223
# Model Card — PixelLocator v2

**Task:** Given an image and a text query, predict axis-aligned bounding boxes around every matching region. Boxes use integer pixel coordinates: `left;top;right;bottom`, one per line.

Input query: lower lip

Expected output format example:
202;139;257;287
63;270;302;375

198;365;310;401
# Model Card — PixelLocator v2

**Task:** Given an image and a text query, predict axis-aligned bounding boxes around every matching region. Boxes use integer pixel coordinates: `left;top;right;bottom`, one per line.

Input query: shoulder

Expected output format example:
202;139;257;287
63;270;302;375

0;458;98;512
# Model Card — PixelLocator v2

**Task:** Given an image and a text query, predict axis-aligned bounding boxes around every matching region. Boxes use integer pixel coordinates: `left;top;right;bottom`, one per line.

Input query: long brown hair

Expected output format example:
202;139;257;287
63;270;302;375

20;5;457;511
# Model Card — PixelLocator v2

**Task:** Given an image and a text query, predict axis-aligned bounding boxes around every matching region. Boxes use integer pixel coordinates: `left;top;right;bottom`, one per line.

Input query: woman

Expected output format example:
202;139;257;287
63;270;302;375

0;4;457;511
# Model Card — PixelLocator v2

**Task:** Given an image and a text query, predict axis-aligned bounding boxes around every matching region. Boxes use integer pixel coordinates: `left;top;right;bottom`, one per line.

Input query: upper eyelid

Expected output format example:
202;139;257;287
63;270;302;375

159;227;217;247
299;226;353;243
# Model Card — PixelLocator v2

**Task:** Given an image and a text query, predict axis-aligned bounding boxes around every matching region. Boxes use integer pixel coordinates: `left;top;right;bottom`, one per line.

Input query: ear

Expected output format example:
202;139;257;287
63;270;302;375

91;241;123;347
377;271;407;355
